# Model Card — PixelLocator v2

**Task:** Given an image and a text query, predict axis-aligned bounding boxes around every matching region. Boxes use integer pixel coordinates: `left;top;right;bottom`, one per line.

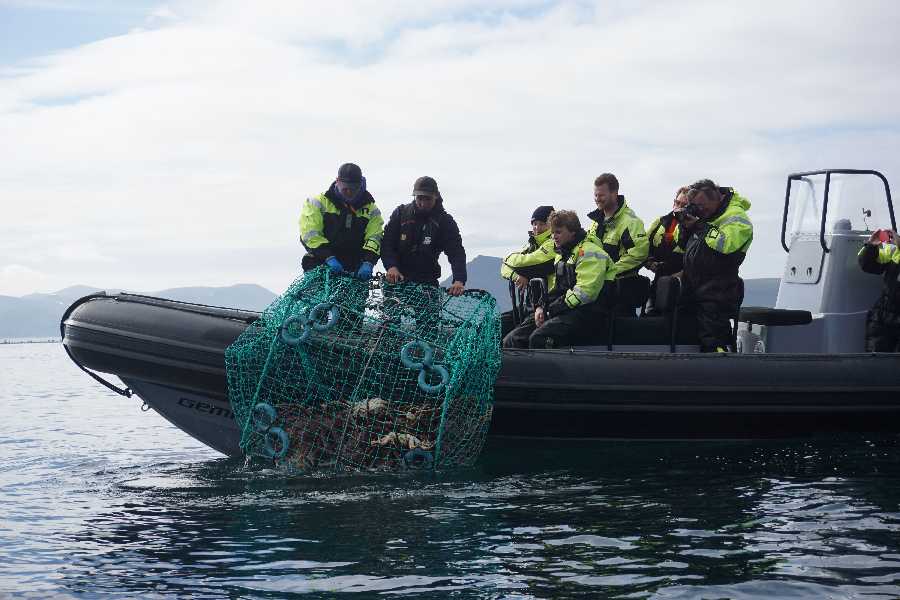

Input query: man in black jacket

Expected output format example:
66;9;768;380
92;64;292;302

381;176;467;295
676;180;753;352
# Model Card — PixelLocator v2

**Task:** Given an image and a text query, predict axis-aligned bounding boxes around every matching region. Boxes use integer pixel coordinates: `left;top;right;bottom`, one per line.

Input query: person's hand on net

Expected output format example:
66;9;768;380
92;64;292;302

514;275;528;290
385;267;405;283
448;281;465;296
534;306;545;327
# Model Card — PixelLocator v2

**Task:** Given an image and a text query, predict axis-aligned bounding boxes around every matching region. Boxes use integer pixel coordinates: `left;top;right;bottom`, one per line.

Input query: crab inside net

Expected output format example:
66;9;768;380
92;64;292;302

225;267;502;472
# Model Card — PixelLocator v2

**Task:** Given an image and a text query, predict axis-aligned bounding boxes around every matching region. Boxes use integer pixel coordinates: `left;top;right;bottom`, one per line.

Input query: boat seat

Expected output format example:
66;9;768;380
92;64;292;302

609;313;697;345
602;276;651;348
739;306;812;327
601;276;698;351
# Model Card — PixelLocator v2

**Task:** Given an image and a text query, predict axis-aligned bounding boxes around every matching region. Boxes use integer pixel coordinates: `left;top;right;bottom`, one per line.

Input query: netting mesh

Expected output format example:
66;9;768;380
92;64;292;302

225;267;501;473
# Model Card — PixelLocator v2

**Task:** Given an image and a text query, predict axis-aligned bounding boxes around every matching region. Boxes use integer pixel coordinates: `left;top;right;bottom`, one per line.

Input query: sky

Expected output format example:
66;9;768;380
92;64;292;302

1;0;899;296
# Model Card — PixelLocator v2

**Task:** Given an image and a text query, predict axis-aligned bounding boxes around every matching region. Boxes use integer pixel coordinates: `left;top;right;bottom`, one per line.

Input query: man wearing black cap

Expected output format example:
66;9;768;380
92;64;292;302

499;206;556;336
299;162;384;278
381;176;467;295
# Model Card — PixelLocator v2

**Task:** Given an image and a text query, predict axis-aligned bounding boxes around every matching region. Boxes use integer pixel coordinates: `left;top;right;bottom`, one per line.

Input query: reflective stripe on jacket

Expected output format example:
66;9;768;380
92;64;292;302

701;192;753;255
298;185;384;269
858;241;900;266
501;229;555;280
546;231;615;316
858;242;900;309
679;190;753;306
587;197;649;278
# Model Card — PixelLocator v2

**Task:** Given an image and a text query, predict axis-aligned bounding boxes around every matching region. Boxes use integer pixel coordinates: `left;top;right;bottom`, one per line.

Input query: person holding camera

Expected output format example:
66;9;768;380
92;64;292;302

587;173;650;316
858;228;900;351
644;186;689;315
676;179;753;352
503;210;614;349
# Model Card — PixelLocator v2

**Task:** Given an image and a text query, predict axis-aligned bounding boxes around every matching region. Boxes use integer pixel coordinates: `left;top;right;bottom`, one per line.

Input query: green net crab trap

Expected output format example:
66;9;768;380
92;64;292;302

225;267;501;473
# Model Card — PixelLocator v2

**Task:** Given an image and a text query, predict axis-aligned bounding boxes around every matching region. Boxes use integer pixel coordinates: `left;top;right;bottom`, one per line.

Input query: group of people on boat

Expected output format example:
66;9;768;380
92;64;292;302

299;163;468;294
298;163;754;353
499;174;753;352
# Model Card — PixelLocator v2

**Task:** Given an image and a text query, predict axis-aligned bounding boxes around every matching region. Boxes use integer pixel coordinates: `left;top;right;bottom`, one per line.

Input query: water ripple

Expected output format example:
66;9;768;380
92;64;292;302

1;344;900;598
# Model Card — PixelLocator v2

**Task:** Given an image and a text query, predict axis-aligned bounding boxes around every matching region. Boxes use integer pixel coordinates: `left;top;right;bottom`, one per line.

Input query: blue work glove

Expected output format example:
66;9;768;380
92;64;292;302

325;256;344;273
355;261;374;280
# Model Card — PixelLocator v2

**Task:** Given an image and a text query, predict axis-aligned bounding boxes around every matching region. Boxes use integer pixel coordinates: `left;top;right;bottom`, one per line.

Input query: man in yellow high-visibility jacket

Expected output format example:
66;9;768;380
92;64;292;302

503;210;614;349
298;163;384;279
676;179;753;352
587;173;650;315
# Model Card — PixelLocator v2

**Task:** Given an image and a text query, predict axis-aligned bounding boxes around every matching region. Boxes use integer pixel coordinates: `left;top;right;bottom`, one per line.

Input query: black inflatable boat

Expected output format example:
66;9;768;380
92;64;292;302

59;169;900;454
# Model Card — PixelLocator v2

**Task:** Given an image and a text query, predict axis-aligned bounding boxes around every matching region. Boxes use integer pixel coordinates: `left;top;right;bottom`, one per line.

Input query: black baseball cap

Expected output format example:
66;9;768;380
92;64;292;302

337;163;363;185
413;176;439;195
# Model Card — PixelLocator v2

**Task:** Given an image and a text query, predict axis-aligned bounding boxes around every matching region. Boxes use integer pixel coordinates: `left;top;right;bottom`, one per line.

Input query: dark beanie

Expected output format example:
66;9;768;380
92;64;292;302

531;205;554;222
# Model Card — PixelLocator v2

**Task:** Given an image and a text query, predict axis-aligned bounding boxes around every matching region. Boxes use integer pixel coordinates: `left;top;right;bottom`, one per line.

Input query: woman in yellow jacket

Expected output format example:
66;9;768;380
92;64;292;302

644;186;689;315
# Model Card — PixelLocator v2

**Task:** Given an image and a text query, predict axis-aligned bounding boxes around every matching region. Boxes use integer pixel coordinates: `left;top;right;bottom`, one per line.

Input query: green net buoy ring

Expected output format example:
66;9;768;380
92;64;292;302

418;364;448;394
263;427;290;459
403;448;434;470
251;402;277;432
400;340;434;370
308;303;339;332
280;315;310;346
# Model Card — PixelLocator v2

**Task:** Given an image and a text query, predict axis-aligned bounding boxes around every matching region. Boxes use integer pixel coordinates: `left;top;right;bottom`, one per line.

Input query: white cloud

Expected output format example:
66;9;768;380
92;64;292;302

0;264;51;296
0;0;898;295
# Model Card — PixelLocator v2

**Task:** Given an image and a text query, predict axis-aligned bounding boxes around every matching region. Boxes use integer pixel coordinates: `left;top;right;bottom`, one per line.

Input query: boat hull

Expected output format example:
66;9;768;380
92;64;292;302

60;293;900;453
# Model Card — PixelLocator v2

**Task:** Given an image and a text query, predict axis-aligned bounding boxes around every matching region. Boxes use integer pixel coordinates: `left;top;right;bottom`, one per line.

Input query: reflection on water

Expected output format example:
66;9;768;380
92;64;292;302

1;343;899;598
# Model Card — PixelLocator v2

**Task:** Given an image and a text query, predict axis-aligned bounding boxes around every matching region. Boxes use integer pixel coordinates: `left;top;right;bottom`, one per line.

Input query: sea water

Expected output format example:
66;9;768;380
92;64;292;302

1;343;899;599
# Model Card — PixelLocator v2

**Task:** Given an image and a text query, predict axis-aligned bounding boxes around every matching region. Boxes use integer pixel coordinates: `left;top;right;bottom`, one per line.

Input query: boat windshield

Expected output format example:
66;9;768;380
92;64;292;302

786;173;892;242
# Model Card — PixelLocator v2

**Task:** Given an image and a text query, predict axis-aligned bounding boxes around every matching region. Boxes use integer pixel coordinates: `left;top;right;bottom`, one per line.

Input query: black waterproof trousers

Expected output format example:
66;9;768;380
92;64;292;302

865;296;900;352
502;310;594;349
691;301;735;352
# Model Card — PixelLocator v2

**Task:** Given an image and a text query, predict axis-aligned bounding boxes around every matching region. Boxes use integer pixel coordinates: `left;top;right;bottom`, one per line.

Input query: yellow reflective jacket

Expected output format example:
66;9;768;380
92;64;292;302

646;212;684;277
858;240;900;307
701;191;753;255
678;190;753;305
546;230;615;316
500;229;555;281
587;197;649;278
858;241;900;266
298;185;384;270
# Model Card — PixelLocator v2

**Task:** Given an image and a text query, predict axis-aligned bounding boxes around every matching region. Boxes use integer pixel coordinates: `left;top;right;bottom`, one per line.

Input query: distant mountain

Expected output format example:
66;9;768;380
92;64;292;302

0;284;276;339
441;255;512;310
4;262;779;339
151;284;276;311
443;255;780;312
